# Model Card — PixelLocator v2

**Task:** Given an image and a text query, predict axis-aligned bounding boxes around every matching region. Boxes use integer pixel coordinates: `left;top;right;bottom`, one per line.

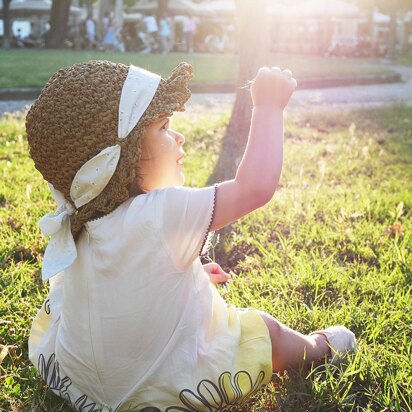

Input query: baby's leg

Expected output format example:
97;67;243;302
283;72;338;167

259;311;330;372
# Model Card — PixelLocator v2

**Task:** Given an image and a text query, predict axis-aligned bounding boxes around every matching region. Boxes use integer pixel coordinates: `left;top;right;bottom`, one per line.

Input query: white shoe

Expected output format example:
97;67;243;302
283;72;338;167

311;325;358;364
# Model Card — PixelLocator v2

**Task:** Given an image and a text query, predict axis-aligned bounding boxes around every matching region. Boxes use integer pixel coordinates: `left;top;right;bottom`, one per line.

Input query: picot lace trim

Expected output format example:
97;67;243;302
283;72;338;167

200;184;218;256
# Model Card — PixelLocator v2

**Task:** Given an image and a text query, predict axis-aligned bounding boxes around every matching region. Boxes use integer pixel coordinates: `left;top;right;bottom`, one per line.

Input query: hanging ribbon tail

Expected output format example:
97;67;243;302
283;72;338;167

48;184;70;210
39;211;77;281
39;184;78;282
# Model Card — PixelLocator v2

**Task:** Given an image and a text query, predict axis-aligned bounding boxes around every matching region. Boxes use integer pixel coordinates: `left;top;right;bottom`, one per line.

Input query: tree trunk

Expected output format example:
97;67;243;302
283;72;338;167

209;0;269;184
115;0;124;39
2;0;12;49
398;13;407;54
87;0;93;16
157;0;169;20
98;0;111;39
45;0;71;48
387;3;397;59
368;6;376;56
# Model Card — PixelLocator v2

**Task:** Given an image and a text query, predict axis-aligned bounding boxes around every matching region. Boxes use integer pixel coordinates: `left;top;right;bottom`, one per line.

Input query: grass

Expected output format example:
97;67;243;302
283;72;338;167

0;103;411;411
0;49;394;88
398;54;412;67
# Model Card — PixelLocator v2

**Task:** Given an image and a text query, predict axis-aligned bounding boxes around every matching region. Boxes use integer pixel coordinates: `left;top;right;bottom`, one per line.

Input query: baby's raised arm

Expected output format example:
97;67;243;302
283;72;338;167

210;67;297;231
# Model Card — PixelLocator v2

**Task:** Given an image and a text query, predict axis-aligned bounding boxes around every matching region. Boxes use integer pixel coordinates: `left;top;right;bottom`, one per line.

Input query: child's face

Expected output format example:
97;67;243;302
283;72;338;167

139;117;185;191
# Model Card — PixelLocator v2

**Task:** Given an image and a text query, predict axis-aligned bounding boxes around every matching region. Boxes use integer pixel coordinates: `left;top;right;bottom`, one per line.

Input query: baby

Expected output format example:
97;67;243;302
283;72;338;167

26;61;357;411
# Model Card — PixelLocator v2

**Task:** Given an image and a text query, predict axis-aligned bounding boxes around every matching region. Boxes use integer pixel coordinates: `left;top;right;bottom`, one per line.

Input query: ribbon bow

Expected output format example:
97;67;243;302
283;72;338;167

39;184;77;281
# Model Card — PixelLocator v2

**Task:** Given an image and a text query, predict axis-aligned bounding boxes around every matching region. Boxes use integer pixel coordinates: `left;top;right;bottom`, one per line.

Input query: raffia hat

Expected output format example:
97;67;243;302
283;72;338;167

26;60;193;242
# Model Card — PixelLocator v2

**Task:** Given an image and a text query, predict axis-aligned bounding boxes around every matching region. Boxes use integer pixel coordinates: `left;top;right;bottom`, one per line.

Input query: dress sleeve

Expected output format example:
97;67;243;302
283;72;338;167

155;185;216;271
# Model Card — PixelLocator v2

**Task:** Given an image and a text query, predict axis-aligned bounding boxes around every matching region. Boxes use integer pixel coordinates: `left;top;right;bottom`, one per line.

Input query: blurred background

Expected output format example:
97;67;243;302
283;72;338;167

1;0;411;59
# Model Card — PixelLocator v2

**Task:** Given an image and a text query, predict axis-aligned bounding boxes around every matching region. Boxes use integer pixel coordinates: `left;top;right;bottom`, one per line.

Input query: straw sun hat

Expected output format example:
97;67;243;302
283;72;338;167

26;60;193;240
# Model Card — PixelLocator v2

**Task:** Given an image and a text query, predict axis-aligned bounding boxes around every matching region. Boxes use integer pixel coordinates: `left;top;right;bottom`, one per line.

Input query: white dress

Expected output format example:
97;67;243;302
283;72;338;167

29;186;272;411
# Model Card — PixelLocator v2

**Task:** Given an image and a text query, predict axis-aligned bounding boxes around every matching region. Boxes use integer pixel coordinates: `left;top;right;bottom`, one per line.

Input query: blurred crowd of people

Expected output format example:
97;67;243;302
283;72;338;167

8;11;236;54
8;8;410;58
79;11;233;54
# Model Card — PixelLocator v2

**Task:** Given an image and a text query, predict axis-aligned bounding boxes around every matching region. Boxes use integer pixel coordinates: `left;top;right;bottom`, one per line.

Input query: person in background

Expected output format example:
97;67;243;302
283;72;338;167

102;14;117;52
15;27;23;40
183;13;197;53
100;11;110;44
85;13;97;50
142;13;159;53
102;12;109;31
159;13;171;54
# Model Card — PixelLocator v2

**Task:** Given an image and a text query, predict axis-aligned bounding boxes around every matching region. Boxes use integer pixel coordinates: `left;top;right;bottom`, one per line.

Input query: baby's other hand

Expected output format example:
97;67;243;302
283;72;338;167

203;262;231;285
251;66;297;110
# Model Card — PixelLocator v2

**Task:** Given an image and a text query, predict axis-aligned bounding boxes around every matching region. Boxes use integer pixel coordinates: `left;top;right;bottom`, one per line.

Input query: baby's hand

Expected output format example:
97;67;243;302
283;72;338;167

251;66;297;110
203;262;231;285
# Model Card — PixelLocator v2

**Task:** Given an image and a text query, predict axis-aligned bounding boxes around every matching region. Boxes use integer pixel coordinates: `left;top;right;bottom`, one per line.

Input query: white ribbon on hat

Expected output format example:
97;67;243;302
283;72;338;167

40;65;161;281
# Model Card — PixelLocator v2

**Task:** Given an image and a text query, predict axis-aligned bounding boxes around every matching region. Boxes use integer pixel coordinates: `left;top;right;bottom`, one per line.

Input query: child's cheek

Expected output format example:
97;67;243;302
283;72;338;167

161;137;175;150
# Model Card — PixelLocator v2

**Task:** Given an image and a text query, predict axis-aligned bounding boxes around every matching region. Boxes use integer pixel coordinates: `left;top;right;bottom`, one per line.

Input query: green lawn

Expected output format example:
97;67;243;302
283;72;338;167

398;54;412;67
0;49;394;88
1;104;411;411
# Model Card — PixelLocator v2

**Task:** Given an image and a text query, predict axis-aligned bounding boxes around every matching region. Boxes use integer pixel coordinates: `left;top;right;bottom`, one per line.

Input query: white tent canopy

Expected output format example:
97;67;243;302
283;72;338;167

188;0;360;18
131;0;214;16
0;0;82;16
123;12;143;23
198;0;234;16
286;0;360;18
374;10;390;24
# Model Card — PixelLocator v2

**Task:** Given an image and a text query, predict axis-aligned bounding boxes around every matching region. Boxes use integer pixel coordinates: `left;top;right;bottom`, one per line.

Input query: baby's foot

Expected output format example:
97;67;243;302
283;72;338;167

311;325;358;364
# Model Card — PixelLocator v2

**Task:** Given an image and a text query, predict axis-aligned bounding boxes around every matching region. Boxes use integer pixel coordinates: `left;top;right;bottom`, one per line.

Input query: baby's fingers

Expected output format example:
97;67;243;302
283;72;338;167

257;66;270;77
270;66;282;74
282;69;297;89
251;65;297;109
255;66;281;81
203;262;224;274
209;272;231;285
282;69;292;79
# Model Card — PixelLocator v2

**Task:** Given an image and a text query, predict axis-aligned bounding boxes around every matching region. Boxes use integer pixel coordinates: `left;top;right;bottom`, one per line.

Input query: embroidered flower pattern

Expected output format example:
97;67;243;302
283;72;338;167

44;298;51;315
38;353;103;412
38;354;264;412
164;370;266;412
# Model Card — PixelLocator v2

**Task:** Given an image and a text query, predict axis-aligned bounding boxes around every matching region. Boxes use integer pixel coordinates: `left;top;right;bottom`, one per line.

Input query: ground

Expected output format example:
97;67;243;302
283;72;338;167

2;63;412;117
1;59;411;412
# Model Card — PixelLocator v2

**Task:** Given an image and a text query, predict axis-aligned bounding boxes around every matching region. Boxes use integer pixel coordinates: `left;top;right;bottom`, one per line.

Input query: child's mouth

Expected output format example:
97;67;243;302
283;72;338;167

177;153;185;165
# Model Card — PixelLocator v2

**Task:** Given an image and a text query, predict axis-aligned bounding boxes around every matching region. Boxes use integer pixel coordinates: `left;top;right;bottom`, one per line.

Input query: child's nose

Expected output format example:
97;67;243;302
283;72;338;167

174;131;185;146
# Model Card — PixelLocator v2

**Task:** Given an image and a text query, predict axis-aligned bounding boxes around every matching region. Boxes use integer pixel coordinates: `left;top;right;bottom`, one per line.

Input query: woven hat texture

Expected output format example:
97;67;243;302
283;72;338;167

26;60;193;238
